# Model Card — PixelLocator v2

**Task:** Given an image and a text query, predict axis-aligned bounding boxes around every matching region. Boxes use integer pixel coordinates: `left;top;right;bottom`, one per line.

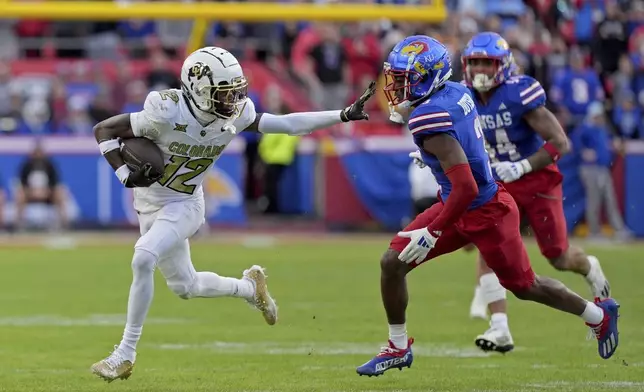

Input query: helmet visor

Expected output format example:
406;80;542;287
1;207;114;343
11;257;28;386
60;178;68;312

199;76;249;118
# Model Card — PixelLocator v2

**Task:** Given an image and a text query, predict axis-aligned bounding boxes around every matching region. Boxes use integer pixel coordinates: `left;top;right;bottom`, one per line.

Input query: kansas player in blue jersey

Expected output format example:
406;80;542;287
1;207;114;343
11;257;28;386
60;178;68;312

356;35;620;378
444;31;616;355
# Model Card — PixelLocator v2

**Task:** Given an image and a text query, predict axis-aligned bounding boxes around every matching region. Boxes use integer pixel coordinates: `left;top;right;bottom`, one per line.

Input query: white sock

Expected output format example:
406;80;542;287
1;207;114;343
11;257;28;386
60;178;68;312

585;255;597;279
119;324;142;361
190;272;254;299
473;285;484;303
581;301;604;325
388;324;408;349
490;313;509;330
118;250;156;361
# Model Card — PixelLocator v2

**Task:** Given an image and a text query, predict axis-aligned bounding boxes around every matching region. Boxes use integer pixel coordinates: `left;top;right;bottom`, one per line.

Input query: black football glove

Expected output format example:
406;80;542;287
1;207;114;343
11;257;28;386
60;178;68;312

340;81;376;122
124;163;163;188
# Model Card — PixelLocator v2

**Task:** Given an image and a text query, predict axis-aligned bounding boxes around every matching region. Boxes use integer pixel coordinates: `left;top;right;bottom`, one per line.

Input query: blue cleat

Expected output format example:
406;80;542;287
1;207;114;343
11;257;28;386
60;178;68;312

356;338;414;377
586;297;620;359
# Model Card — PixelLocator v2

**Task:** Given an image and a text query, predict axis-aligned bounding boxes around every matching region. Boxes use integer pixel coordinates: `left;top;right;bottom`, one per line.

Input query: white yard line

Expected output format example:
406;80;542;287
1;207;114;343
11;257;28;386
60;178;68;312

151;340;490;358
0;314;189;326
525;381;644;390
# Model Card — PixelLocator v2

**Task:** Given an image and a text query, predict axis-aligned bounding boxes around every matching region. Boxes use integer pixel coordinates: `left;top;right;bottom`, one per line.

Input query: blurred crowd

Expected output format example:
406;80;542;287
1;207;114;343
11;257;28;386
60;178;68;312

0;0;638;232
1;0;644;138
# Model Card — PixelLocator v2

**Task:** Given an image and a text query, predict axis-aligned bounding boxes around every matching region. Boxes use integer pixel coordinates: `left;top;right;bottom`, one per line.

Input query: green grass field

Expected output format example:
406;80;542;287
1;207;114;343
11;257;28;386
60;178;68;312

0;234;642;392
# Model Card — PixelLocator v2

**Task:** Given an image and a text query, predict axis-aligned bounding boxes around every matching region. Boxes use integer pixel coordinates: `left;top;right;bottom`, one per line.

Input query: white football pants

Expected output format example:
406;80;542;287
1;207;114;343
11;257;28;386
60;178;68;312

135;198;205;297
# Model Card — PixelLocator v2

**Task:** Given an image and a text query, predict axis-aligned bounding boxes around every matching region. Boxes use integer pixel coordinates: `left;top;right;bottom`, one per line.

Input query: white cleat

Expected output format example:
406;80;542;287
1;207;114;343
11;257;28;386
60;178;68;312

469;286;488;320
586;256;611;300
243;265;278;325
90;346;134;383
475;327;514;354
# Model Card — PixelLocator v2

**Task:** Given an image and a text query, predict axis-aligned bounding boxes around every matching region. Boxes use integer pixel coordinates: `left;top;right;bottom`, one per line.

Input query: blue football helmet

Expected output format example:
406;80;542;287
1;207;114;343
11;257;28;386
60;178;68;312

383;35;453;108
462;32;517;92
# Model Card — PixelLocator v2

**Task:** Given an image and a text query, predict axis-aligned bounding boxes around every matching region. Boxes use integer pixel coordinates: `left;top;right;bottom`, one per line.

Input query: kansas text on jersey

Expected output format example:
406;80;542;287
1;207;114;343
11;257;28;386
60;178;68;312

472;75;546;166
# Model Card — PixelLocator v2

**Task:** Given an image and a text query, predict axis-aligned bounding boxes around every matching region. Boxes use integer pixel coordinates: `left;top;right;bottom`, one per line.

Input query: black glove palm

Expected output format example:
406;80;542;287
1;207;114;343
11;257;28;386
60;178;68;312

340;81;376;122
125;163;163;188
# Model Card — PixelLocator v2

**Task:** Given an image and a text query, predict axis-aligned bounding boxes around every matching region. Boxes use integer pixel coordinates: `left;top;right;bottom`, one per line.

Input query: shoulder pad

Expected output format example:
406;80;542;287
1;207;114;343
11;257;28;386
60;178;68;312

408;104;454;135
234;98;257;131
144;90;181;122
506;75;546;109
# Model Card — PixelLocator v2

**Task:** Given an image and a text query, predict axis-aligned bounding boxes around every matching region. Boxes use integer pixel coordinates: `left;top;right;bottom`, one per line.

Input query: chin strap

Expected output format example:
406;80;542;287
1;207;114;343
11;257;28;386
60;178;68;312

389;103;408;124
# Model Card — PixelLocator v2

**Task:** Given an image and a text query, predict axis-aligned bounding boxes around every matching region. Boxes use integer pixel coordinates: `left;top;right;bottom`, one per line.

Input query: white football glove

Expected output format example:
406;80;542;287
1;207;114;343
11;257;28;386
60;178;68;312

491;160;532;183
397;228;440;264
409;150;427;169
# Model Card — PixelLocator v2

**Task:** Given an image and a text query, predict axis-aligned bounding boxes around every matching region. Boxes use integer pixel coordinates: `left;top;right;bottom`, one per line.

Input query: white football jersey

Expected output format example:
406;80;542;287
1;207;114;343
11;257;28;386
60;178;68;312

129;89;256;213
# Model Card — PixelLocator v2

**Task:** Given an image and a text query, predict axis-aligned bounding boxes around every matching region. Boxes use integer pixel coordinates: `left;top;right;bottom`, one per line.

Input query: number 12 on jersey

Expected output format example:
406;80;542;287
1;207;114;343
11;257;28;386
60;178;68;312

158;155;214;194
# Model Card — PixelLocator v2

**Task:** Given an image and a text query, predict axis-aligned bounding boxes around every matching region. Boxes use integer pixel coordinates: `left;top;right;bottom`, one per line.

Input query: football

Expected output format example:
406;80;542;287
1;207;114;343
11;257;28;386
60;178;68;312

121;137;165;176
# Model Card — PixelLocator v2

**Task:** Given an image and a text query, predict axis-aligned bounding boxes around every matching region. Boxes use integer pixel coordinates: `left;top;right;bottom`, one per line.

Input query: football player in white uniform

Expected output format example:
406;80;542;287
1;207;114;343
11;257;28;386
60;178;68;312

91;47;375;382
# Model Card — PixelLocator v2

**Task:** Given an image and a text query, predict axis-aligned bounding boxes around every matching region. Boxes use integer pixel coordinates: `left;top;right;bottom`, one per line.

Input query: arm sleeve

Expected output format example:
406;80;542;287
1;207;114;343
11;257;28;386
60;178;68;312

257;110;343;136
427;163;478;233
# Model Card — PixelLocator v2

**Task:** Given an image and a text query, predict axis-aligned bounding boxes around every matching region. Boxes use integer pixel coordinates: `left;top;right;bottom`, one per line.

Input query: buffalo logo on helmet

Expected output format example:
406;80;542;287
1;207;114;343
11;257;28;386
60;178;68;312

400;41;429;57
497;38;509;50
189;63;210;80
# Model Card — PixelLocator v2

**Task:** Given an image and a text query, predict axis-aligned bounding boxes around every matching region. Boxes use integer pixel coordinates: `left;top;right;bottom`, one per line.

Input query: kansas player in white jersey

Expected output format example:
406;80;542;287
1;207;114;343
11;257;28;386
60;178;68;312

91;47;375;382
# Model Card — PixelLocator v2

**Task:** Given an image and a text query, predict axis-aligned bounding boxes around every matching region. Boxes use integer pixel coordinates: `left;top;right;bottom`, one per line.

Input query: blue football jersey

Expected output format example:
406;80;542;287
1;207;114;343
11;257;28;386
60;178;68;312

472;75;547;168
409;81;498;210
550;68;604;116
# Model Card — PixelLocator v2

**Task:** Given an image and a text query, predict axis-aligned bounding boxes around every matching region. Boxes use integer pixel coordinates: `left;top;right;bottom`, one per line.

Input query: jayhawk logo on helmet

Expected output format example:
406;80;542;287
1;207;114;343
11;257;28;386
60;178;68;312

400;41;429;57
496;38;509;50
383;35;453;107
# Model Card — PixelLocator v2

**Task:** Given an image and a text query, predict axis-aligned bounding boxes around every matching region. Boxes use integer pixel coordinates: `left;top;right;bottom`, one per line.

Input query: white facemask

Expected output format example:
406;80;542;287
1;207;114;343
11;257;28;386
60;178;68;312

472;73;494;92
389;101;412;124
187;96;241;133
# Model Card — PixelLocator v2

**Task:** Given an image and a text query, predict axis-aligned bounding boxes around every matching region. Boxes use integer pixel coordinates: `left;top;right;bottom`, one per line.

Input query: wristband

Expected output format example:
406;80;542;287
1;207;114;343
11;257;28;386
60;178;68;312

543;142;561;162
99;139;120;155
518;159;533;174
115;164;132;184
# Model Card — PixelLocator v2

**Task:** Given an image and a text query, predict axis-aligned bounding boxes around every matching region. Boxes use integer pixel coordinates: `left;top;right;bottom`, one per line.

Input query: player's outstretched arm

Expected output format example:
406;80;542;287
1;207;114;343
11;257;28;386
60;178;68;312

421;134;478;233
94;114;158;188
245;81;375;135
522;106;570;172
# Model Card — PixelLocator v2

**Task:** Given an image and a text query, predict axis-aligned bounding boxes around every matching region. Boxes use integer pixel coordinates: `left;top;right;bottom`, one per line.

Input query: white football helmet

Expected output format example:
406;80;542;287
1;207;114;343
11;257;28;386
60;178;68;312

180;47;248;119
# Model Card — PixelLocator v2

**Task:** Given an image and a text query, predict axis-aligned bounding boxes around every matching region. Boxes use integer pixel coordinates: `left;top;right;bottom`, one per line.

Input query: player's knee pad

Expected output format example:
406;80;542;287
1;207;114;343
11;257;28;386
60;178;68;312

131;249;157;276
166;276;196;300
479;273;506;304
167;283;192;299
